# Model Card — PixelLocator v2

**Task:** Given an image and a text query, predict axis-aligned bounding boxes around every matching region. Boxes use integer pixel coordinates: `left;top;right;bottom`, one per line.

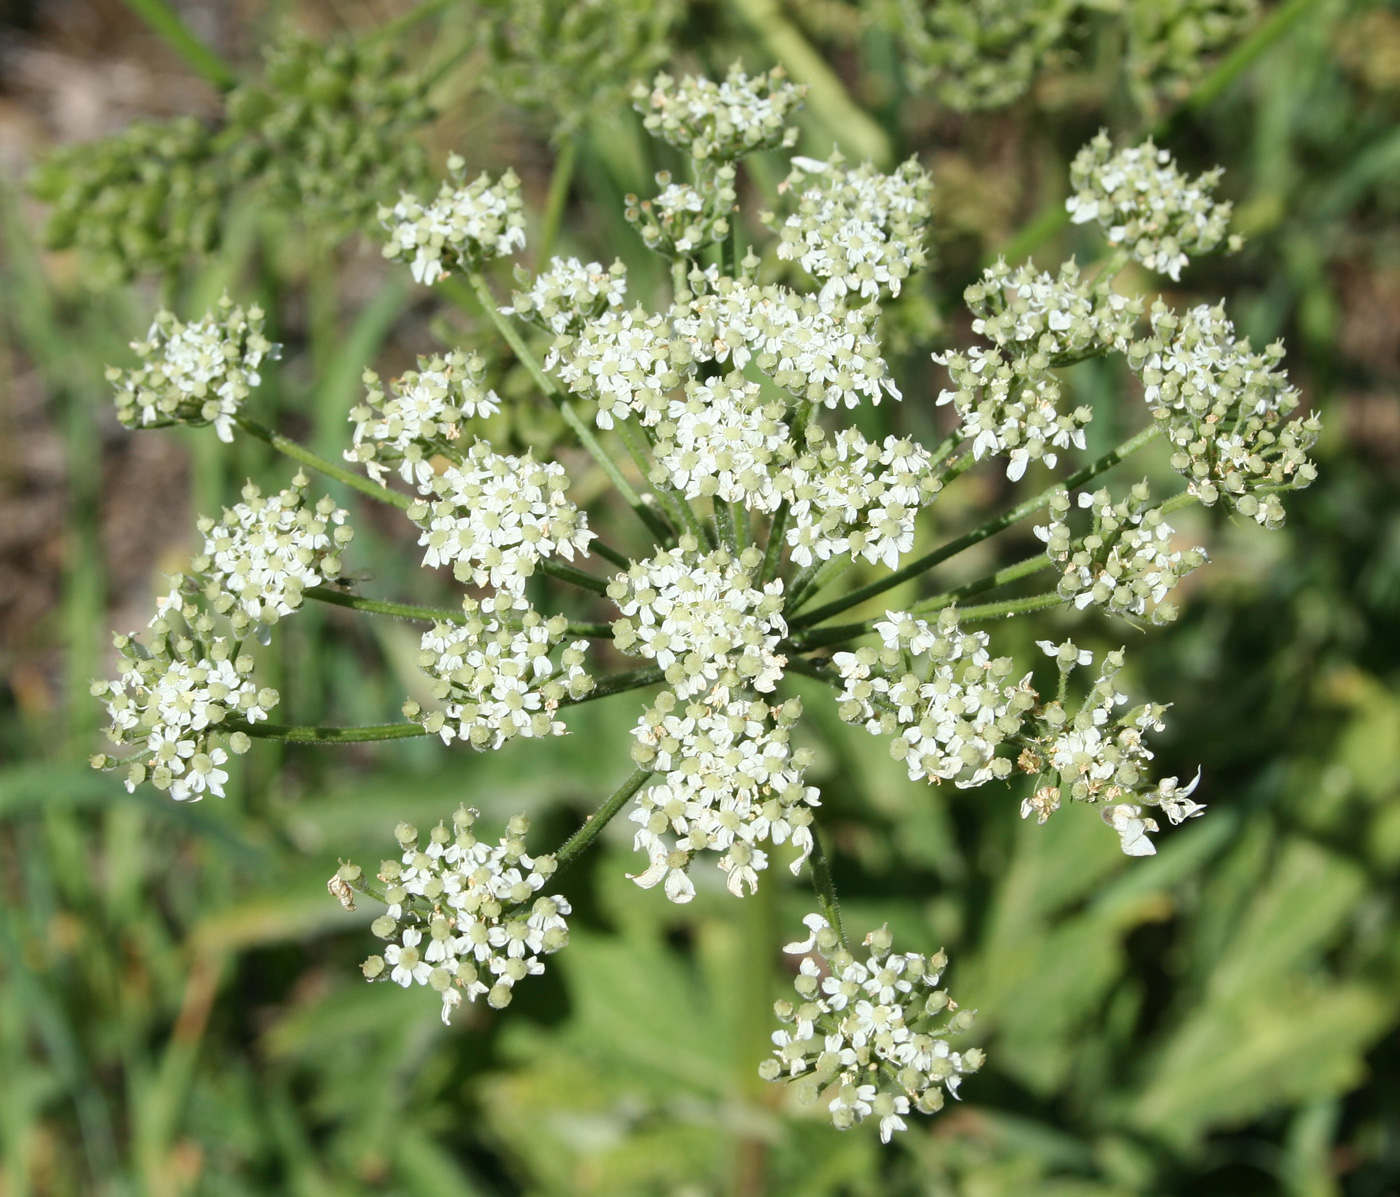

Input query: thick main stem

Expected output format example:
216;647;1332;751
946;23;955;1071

790;424;1162;631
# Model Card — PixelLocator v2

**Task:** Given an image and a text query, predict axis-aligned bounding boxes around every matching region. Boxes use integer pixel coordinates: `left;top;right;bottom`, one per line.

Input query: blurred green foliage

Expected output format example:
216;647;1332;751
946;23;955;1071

2;0;1399;1194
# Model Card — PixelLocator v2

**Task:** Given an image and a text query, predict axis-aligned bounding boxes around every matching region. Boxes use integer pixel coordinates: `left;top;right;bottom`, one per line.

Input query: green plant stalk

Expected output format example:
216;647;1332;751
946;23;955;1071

464;271;674;544
714;498;740;554
789;556;856;612
552;768;654;870
910;554;1054;615
590;541;632;570
241;722;429;744
761;499;792;585
786;591;1065;646
235;417;411;510
538;139;579;263
950;592;1061;623
731;501;751;551
927;427;965;469
121;0;238;89
302;586;614;637
364;0;454;47
616;416;689;545
782;653;842;687
726;0;892;167
1186;0;1323;115
760;400;815;585
806;828;847;949
537;558;611;596
791;424;1162;630
239;666;665;744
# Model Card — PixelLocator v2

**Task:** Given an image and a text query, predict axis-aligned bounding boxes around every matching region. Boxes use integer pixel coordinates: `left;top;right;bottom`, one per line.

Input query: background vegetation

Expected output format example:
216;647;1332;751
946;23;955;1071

1;0;1398;1193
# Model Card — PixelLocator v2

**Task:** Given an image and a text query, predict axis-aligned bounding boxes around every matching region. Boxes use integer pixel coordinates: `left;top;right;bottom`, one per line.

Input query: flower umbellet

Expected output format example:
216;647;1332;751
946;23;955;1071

94;70;1317;1142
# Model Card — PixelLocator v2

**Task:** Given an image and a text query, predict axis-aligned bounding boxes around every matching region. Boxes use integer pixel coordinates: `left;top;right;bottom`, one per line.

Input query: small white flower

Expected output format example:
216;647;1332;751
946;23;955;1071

1102;804;1160;856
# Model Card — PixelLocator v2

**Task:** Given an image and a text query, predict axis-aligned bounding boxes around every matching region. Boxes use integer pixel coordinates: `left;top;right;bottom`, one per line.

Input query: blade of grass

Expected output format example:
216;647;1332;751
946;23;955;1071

120;0;238;89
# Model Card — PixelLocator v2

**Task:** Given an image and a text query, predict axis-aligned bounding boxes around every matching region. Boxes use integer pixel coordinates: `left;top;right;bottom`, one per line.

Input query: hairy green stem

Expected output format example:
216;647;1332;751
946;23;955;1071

241;721;428;744
304;587;468;624
910;554;1054;616
760;401;815;585
236;417;412;511
302;585;615;637
584;665;665;701
790;424;1162;631
956;592;1062;623
806;828;847;949
537;558;611;596
761;500;792;585
122;0;238;89
590;540;632;570
553;768;654;870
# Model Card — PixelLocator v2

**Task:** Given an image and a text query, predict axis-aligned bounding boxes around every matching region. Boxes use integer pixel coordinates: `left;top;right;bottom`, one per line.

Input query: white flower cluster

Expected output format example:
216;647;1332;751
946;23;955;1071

761;916;984;1142
380;157;526;284
673;280;902;410
609;542;788;699
1130;302;1320;528
551;280;901;433
633;63;805;160
770;154;934;301
408;596;593;749
548;304;682;429
935;346;1093;482
1034;483;1207;625
1066;132;1234;281
628;687;819;900
834;609;1036;787
92;591;278;801
1020;640;1204;855
502;256;628;336
348;352;500;486
965;258;1141;365
626;167;737;256
786;429;942;569
408;440;595;595
359;809;569;1023
193;473;352;626
107;295;277;443
650;372;794;511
